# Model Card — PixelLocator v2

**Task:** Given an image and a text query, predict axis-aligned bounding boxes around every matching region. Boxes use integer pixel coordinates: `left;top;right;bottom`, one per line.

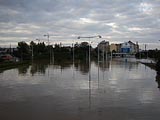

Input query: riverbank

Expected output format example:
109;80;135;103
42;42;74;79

0;61;30;71
141;62;156;70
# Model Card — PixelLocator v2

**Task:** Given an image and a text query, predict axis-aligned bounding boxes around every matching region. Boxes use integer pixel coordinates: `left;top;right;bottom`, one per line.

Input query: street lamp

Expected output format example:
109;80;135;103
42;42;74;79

30;39;38;60
36;39;40;44
143;44;148;59
31;43;33;60
77;35;102;80
78;35;101;108
77;35;102;39
44;33;52;63
72;42;75;66
44;34;50;45
77;35;102;63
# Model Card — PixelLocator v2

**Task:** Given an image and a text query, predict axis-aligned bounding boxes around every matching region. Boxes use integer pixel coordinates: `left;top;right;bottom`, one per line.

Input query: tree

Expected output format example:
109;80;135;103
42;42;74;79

17;41;30;60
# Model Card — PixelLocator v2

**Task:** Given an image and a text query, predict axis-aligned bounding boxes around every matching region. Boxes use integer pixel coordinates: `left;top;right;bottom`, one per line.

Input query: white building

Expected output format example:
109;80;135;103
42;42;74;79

121;41;139;53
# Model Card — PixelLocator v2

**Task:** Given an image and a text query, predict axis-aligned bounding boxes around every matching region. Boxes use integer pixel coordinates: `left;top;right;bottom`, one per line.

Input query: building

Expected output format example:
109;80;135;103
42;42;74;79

121;41;139;53
134;41;139;53
121;42;131;53
97;40;110;52
110;44;117;52
110;44;122;53
117;44;122;53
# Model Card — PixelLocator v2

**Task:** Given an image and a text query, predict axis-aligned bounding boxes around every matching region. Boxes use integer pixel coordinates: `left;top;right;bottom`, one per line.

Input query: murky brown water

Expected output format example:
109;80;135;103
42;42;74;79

0;58;159;120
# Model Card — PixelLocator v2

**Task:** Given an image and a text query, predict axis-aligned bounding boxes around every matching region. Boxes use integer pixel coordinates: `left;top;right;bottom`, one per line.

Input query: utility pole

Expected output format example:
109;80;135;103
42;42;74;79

77;35;102;81
44;33;52;64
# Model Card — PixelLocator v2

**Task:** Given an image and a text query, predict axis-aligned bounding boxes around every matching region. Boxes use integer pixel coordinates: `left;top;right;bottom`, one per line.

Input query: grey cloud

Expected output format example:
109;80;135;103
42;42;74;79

0;0;160;48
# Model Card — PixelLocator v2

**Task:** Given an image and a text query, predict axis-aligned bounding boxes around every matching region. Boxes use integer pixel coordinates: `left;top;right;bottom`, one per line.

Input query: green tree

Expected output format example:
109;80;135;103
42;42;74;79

17;41;30;60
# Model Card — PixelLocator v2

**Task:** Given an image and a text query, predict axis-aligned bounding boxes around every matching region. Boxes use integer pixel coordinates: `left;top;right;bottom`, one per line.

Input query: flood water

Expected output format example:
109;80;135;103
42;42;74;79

0;58;160;120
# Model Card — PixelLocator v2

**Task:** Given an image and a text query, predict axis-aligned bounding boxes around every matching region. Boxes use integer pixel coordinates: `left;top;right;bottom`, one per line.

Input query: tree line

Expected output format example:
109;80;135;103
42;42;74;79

12;41;103;61
135;49;160;60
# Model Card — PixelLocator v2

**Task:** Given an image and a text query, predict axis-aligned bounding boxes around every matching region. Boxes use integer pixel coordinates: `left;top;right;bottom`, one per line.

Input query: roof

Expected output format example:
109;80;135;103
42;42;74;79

99;40;109;44
128;41;136;45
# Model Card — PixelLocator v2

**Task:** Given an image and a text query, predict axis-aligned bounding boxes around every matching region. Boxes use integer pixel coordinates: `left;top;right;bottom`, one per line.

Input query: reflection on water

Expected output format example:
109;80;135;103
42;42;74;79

18;64;30;75
0;58;159;120
13;58;139;76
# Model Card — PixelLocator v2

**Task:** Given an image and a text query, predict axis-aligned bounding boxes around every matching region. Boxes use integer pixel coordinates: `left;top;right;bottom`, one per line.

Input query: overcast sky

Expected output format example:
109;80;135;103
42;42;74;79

0;0;160;49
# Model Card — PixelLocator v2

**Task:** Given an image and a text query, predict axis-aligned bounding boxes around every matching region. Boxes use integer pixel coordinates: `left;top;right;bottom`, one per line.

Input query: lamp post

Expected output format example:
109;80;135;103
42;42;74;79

31;44;33;60
72;42;75;66
30;41;34;61
44;34;50;45
72;41;75;78
77;35;102;63
44;33;52;63
77;35;102;80
36;39;40;44
36;38;40;57
97;42;100;87
78;35;101;109
144;44;148;59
